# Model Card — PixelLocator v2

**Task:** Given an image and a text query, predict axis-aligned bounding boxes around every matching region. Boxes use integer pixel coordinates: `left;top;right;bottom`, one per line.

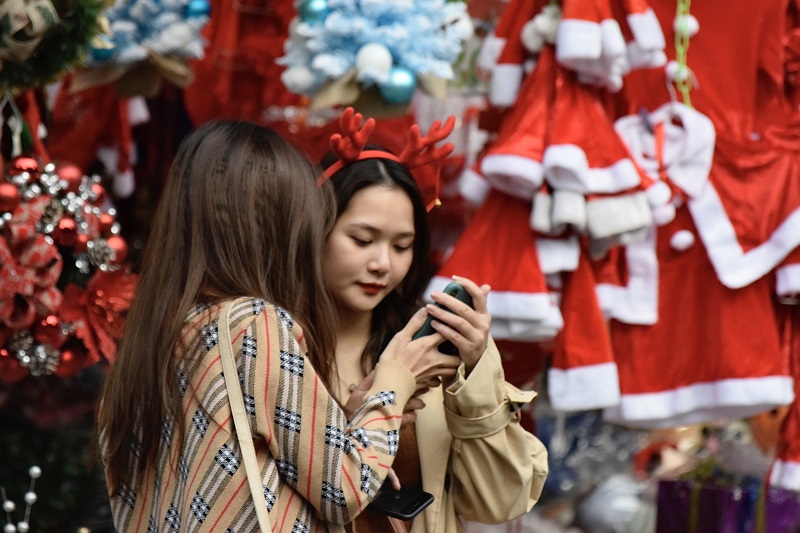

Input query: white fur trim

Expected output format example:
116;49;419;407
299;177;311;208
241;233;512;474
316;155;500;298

645;181;672;206
549;362;621;411
113;169;136;198
652;203;676;226
520;20;545;53
128;97;150;126
491;308;564;341
604;376;794;429
457;167;489;206
536;236;580;274
626;9;665;51
614;103;716;199
551;189;588;233
476;34;506;72
669;229;695;251
586;192;652;240
601;19;628;60
425;275;555;321
595;226;658;324
543;144;588;191
776;264;800;296
556;19;602;62
688;182;800;289
490;64;524;107
770;460;800;491
544;145;641;193
531;190;553;234
626;41;667;69
481;154;543;200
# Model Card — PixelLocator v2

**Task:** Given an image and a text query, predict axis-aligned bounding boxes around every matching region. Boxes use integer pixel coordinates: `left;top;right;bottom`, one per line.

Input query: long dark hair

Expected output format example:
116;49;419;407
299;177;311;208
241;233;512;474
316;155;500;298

100;120;337;494
321;151;431;374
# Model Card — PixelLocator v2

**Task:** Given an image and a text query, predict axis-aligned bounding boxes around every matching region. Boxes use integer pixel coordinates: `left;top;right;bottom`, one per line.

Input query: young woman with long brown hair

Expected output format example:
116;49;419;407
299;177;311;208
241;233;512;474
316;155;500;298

318;110;549;533
97;119;460;532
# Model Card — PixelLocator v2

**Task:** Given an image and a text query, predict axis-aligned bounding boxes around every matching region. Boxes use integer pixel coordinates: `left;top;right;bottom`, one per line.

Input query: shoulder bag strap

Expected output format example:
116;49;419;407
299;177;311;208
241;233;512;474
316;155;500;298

218;300;272;532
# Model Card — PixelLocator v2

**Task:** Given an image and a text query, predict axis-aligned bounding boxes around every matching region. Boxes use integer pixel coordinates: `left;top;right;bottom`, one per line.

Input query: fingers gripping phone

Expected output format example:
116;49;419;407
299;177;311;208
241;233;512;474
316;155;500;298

412;281;474;355
366;481;434;520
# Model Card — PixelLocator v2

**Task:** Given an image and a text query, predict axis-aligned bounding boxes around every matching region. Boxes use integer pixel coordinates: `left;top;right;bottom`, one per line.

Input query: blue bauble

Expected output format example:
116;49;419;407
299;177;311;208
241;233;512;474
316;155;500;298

377;66;416;105
90;45;115;62
186;0;211;17
298;0;329;25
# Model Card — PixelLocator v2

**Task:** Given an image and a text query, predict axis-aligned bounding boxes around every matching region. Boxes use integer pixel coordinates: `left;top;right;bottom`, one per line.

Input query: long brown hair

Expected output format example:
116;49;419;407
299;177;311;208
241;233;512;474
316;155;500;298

320;152;432;374
99;119;337;494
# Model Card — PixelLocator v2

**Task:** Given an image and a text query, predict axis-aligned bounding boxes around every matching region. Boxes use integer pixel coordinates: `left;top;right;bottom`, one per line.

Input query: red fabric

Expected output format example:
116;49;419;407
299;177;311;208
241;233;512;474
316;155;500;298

610;206;789;414
552;247;614;373
773;302;800;484
182;0;300;125
620;0;786;138
435;190;548;295
481;46;556;172
49;76;130;172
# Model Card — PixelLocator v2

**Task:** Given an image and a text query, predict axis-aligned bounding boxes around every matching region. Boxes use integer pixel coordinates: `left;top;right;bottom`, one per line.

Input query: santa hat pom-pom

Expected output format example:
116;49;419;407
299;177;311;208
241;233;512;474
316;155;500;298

113;168;136;199
665;61;691;83
520;20;546;53
355;43;393;83
458;167;490;206
281;65;317;93
645;180;672;207
670;229;695;251
537;4;561;42
673;15;699;38
652;203;676;226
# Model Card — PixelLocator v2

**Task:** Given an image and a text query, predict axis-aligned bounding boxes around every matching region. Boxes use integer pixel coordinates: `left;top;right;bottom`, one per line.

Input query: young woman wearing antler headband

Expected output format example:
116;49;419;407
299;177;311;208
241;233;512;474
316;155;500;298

318;108;549;533
98;119;462;533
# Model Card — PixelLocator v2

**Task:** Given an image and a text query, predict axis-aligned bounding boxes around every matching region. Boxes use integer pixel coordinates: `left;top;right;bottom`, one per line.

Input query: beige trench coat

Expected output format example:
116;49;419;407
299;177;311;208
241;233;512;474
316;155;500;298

409;337;549;533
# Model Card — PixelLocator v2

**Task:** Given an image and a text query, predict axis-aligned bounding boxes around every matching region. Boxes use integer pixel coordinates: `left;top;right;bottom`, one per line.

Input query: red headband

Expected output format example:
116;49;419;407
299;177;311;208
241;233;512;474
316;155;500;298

318;107;456;212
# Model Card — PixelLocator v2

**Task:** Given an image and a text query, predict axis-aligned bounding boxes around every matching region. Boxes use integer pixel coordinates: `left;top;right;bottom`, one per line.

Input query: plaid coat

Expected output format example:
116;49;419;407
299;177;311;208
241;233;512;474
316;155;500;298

107;298;416;532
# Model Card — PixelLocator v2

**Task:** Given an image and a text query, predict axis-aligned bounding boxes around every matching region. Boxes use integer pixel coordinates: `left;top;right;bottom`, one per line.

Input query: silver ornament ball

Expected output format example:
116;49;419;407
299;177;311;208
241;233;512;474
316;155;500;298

23;492;36;505
3;499;15;512
29;466;41;479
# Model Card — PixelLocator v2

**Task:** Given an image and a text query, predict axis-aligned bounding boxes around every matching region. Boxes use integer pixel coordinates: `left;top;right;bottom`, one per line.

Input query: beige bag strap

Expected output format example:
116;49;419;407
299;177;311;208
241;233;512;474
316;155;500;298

218;300;272;532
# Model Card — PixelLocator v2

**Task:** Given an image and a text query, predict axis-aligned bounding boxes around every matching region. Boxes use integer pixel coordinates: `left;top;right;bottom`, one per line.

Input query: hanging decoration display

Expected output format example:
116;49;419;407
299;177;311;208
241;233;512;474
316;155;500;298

0;155;137;382
0;0;106;90
279;0;473;112
70;0;211;96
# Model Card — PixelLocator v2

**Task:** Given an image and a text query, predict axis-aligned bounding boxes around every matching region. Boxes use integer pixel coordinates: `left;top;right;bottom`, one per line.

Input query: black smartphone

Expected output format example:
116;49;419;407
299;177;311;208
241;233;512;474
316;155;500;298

412;281;474;355
366;482;434;520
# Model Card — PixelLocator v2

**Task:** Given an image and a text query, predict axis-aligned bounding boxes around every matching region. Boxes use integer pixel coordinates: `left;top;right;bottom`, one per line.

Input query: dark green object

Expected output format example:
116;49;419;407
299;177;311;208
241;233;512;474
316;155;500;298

0;0;105;90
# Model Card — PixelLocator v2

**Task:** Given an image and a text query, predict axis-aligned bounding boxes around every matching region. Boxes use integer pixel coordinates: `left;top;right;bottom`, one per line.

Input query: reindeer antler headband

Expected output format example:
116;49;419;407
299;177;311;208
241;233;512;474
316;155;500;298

318;107;456;211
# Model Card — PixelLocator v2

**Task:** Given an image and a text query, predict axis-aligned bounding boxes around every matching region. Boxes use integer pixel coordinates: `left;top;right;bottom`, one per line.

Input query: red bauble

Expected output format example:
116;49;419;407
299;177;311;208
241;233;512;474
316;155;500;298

7;156;40;177
99;212;115;235
56;163;84;193
52;217;78;247
34;315;68;348
106;235;128;264
0;181;20;212
91;183;106;204
74;233;90;252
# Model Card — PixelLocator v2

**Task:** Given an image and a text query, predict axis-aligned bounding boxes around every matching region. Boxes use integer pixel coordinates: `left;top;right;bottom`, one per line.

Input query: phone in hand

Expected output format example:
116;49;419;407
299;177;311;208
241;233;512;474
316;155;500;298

412;281;474;356
366;481;434;520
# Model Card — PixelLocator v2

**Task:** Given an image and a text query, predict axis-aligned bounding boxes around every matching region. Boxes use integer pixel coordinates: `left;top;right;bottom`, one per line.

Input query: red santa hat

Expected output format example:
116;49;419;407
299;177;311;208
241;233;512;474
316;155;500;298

426;190;563;342
479;46;558;200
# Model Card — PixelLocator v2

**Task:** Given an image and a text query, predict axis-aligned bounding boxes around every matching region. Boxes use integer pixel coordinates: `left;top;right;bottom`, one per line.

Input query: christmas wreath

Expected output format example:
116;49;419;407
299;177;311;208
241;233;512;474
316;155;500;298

0;0;106;90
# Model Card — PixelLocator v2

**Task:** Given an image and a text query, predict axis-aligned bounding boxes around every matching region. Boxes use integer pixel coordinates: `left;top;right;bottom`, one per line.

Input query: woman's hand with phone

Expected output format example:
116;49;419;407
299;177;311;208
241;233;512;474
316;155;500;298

426;276;491;374
381;308;462;392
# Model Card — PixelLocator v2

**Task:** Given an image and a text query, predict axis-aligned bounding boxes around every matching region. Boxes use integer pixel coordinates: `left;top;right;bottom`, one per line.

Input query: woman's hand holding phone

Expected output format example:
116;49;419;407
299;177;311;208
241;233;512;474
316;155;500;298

381;308;462;392
425;276;491;374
